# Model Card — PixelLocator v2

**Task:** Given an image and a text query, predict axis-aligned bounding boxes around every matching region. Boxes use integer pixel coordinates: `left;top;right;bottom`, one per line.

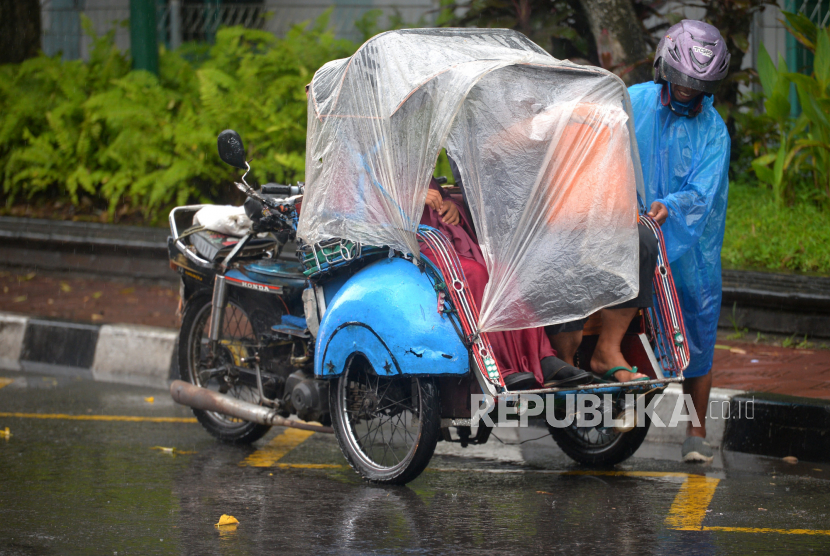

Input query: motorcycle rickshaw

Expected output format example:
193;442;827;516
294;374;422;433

170;28;688;485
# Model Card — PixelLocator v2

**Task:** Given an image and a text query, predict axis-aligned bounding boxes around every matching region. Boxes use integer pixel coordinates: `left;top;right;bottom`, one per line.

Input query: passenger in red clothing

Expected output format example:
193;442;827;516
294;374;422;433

419;178;591;389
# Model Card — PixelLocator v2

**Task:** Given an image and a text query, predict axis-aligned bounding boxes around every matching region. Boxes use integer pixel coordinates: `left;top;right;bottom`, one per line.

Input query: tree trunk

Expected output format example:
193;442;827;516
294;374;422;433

703;1;770;111
0;0;41;65
700;1;772;166
577;0;652;85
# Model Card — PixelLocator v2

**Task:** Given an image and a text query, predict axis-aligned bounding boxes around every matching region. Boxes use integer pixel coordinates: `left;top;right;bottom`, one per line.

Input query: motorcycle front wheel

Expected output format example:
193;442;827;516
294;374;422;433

178;292;272;444
330;357;441;485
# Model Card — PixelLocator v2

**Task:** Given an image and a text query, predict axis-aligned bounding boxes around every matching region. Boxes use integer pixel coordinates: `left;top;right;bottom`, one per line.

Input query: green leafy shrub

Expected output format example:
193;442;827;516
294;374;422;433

0;12;357;222
723;182;830;273
751;11;830;208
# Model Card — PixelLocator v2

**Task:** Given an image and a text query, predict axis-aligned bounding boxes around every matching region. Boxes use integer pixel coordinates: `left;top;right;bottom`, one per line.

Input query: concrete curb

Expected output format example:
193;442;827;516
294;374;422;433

2;310;828;462
0;312;177;389
723;392;830;463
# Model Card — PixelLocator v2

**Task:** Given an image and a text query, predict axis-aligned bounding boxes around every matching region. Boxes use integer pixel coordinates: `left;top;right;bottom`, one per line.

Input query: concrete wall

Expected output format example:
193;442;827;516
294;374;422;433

40;0;441;61
264;0;439;43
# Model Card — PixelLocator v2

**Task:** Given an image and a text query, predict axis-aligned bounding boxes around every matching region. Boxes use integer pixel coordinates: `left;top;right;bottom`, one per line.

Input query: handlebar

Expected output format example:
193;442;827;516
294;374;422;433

261;183;303;196
241;184;303;235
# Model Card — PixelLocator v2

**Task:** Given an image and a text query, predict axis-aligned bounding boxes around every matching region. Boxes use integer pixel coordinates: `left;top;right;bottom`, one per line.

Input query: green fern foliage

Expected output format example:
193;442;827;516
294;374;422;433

0;12;356;219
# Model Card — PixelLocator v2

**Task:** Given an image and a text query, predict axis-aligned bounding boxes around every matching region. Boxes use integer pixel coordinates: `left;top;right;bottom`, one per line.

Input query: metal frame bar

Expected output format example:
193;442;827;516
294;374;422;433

208;275;229;343
498;376;683;397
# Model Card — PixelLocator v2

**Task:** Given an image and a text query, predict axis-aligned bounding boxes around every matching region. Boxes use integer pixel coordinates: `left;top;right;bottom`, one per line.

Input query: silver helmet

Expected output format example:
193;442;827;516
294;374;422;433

653;20;730;95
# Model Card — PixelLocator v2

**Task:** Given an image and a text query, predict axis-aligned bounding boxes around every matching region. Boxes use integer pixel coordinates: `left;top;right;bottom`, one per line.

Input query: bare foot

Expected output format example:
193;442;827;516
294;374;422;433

590;344;648;381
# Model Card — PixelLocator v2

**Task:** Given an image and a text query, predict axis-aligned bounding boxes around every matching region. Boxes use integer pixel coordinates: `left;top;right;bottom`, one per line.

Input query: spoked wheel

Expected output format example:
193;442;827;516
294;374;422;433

330;357;441;485
548;396;651;466
178;292;271;444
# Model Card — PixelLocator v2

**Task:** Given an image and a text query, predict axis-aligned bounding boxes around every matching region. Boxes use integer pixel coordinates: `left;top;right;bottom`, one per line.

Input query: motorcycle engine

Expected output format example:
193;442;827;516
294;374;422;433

283;370;329;424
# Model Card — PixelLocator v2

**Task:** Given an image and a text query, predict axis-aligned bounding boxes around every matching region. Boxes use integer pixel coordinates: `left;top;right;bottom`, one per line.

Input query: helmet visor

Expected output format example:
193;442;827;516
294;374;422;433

658;58;721;95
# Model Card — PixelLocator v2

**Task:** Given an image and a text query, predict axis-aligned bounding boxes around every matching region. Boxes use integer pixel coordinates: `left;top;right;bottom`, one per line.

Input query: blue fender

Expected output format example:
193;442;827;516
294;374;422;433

314;257;470;378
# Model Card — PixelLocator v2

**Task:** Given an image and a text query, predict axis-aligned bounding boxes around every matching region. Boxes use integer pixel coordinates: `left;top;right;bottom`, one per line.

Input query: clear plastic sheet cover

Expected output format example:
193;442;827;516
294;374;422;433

298;29;643;332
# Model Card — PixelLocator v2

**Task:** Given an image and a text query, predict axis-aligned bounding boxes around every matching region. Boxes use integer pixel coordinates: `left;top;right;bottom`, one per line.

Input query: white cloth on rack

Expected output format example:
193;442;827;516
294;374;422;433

193;205;252;237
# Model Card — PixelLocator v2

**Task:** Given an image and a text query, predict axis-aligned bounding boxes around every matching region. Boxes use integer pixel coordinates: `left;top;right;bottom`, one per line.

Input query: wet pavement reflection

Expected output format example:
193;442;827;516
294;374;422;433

1;372;829;555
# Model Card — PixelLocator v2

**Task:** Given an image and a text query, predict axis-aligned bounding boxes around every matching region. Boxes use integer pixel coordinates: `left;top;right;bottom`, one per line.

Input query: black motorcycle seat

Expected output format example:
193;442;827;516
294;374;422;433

188;229;276;262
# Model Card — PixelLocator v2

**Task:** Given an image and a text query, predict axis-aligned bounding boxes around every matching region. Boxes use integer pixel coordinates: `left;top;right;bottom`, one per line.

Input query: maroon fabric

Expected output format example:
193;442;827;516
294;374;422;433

419;181;485;267
420;179;555;385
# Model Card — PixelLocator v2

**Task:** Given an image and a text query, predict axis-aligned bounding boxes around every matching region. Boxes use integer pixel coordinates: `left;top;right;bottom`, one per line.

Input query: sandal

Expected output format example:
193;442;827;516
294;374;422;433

503;371;539;390
541;356;592;387
600;366;649;383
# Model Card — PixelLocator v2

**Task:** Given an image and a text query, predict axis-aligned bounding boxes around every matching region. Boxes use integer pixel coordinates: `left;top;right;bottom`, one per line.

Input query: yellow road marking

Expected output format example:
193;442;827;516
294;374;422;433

702;527;830;536
565;470;693;480
276;463;343;469
0;412;197;423
0;378;14;390
240;428;315;467
666;475;721;530
425;469;699;478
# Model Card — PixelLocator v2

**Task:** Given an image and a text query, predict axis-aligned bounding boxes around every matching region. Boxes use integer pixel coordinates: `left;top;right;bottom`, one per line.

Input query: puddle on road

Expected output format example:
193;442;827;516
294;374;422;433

2;428;829;555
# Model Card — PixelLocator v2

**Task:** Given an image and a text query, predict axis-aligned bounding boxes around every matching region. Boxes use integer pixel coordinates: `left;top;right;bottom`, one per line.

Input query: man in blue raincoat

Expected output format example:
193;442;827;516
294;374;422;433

631;20;731;463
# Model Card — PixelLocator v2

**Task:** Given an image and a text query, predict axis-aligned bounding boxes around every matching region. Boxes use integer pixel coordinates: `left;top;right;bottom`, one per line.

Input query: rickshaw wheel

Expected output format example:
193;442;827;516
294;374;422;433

330;356;441;485
547;405;651;466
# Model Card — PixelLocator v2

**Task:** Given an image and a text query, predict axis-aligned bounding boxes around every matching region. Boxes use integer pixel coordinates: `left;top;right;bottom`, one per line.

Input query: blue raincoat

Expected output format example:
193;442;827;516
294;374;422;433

628;82;730;378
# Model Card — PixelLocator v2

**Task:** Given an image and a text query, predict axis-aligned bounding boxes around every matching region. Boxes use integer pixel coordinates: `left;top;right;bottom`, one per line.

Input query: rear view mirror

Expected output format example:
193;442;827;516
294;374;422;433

217;129;247;169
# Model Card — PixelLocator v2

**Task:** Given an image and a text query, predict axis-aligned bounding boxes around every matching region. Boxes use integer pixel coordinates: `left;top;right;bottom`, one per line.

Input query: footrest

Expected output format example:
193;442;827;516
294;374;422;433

272;315;310;338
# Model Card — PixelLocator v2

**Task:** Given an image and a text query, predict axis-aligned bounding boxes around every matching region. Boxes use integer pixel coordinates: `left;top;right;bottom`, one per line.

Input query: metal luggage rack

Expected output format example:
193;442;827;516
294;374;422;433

168;205;275;269
297;238;386;278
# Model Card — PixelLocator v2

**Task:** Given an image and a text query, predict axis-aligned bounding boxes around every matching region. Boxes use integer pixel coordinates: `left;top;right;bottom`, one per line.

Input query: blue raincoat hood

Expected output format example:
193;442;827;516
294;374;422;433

629;82;730;378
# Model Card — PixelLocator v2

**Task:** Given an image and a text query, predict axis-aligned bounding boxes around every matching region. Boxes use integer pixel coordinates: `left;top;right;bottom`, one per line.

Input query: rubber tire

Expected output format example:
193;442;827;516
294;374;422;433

329;361;441;485
178;292;271;444
548;410;651;466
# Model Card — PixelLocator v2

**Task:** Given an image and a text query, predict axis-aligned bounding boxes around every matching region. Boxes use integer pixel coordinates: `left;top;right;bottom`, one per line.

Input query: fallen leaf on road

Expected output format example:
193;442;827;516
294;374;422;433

729;348;747;354
144;397;155;404
120;287;135;295
758;508;767;511
18;272;36;281
783;456;798;464
13;295;27;303
152;446;175;454
92;291;103;299
91;314;104;322
536;491;555;495
215;515;239;527
0;427;11;440
59;282;72;292
3;286;8;293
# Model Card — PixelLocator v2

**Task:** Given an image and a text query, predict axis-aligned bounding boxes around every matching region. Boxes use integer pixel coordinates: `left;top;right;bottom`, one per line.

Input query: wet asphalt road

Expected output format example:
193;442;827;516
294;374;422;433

1;372;829;555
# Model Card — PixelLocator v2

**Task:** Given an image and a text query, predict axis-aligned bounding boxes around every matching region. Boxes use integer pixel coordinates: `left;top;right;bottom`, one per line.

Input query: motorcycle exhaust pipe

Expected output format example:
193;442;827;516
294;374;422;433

170;380;333;434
